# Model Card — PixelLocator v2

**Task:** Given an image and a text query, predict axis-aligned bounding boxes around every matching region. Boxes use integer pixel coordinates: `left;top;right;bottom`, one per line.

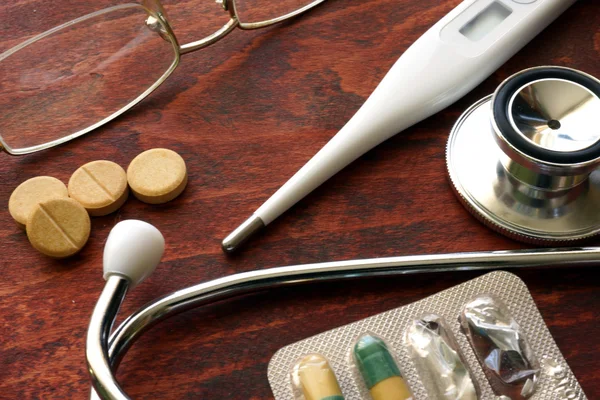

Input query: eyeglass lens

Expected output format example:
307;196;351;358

0;4;178;153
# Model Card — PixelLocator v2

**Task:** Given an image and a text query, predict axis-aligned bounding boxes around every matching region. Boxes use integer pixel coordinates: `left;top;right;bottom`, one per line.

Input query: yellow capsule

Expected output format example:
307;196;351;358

293;354;345;400
370;376;412;400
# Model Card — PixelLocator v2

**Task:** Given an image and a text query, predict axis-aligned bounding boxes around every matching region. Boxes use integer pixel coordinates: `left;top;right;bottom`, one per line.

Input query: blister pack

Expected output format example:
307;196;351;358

268;271;585;400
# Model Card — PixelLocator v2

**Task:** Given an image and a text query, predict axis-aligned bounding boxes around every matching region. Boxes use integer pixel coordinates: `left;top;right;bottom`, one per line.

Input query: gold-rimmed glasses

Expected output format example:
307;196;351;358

0;0;327;155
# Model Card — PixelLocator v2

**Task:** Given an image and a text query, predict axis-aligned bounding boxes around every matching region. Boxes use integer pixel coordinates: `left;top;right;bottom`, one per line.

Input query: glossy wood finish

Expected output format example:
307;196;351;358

1;0;598;398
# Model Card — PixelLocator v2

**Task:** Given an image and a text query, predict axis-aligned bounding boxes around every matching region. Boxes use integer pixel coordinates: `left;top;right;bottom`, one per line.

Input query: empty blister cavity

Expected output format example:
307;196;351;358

352;334;413;400
460;294;539;399
291;354;345;400
405;314;479;400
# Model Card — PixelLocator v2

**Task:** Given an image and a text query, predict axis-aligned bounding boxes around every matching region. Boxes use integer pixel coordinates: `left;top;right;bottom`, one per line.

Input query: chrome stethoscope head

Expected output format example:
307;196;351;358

447;66;600;244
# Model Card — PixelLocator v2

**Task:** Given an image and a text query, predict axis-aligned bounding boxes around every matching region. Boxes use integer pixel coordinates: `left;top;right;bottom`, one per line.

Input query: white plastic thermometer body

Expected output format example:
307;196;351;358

223;0;576;253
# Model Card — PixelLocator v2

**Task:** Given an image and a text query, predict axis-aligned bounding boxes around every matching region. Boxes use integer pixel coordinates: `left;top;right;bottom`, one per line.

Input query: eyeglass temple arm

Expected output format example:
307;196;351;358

233;0;328;30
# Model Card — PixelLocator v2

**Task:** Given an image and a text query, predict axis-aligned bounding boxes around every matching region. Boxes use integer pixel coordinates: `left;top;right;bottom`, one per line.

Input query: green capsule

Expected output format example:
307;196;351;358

353;335;412;400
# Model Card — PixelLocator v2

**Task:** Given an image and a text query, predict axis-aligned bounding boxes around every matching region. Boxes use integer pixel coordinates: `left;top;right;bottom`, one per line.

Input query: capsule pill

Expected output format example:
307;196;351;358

353;335;412;400
293;354;344;400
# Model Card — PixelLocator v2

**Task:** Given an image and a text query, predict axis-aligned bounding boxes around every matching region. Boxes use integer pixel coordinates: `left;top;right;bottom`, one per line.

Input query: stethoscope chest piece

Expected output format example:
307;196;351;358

447;66;600;244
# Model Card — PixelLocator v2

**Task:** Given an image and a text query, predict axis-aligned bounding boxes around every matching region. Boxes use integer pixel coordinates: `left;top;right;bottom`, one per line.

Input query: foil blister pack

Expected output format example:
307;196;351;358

268;271;585;400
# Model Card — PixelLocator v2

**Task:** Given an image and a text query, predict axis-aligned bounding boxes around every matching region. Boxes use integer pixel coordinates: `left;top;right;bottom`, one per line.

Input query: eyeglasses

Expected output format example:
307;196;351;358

0;0;326;155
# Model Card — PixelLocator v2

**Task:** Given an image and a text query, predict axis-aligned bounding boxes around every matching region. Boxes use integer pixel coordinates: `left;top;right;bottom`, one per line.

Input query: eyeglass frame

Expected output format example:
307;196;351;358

0;0;327;155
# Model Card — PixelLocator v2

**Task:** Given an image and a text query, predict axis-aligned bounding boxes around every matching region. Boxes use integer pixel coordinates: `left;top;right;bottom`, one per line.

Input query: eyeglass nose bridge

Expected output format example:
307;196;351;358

141;0;238;55
179;0;243;54
178;17;240;54
148;0;330;55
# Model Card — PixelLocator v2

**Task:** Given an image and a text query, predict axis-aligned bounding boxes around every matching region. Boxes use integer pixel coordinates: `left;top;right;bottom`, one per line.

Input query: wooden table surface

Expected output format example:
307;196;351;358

1;0;599;398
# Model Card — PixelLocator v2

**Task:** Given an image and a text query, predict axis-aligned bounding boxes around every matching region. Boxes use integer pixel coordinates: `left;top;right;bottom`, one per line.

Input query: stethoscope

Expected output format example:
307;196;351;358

448;66;600;244
87;66;600;399
88;223;600;400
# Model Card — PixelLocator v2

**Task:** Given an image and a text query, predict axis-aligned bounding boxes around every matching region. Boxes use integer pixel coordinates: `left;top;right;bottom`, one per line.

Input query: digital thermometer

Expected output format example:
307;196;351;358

223;0;577;253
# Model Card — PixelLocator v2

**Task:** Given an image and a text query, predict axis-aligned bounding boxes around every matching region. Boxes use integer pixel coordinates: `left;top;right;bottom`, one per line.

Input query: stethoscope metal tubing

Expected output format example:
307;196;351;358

88;276;130;400
90;246;600;399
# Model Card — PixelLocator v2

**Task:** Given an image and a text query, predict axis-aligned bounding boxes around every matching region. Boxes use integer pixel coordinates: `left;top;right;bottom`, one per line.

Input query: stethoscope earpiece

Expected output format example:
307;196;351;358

447;66;600;244
103;220;165;289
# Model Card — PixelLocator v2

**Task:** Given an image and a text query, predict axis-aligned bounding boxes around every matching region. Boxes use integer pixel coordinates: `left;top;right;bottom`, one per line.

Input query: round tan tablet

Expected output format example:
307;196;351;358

68;160;129;216
26;198;91;258
127;148;187;204
9;176;68;229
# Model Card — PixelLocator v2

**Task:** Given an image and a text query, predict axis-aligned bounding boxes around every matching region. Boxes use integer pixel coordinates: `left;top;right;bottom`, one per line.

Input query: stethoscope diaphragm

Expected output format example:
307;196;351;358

447;66;600;244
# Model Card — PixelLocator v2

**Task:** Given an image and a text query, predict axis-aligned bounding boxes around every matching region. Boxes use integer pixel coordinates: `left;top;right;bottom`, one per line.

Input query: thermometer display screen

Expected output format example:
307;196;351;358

460;1;512;41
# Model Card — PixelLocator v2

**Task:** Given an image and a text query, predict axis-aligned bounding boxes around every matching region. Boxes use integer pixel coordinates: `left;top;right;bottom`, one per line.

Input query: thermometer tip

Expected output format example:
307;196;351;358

221;215;265;254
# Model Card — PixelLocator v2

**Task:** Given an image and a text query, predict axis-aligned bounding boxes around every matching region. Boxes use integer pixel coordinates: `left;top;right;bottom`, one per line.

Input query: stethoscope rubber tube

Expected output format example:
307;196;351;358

492;66;600;164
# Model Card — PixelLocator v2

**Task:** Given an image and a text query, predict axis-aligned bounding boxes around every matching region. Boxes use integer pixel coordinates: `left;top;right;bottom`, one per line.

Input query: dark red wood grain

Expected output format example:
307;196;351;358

1;0;599;398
